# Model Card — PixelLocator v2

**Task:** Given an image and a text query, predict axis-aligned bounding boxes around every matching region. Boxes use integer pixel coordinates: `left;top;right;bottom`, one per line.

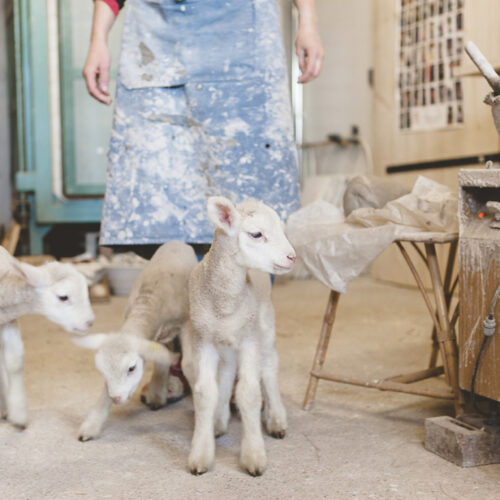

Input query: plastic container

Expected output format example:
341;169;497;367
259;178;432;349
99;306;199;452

106;266;144;296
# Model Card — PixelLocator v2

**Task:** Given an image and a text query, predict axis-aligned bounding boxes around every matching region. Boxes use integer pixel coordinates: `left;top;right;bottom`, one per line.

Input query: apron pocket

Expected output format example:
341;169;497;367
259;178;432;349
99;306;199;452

178;0;257;82
119;0;188;89
119;0;258;88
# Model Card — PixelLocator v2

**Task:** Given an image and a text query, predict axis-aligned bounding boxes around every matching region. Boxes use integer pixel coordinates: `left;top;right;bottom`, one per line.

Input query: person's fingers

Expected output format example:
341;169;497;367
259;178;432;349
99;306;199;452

87;75;111;104
99;65;110;96
296;45;307;74
298;47;324;83
298;50;317;83
83;65;111;105
312;52;324;79
83;66;98;98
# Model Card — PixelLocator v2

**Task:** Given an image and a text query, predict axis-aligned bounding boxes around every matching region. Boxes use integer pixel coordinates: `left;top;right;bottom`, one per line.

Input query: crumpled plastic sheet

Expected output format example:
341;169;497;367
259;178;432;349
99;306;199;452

286;176;458;293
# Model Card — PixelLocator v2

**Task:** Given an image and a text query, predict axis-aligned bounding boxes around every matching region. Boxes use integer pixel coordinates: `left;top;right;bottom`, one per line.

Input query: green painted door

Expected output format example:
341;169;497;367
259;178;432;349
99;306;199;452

12;0;126;253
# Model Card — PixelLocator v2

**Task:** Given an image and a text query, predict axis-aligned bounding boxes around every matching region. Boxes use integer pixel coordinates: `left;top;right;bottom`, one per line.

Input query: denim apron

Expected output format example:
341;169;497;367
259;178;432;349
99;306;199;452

100;0;300;245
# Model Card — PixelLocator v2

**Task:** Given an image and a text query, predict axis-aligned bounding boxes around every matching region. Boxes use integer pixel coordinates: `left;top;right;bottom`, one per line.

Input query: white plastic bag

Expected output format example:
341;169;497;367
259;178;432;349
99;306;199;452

286;176;458;293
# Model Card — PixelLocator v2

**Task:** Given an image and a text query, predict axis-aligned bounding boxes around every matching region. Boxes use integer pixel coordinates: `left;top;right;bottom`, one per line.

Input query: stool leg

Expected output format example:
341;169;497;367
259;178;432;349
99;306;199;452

303;290;341;410
429;241;457;369
425;243;462;415
428;327;440;369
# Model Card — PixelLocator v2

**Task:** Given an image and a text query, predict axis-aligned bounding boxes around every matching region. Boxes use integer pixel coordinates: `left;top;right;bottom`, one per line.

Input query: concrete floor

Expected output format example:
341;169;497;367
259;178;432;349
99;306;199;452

1;277;500;499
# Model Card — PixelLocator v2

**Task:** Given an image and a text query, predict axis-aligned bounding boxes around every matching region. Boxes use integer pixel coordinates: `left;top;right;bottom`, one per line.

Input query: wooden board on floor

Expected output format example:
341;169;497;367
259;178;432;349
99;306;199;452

1;222;21;255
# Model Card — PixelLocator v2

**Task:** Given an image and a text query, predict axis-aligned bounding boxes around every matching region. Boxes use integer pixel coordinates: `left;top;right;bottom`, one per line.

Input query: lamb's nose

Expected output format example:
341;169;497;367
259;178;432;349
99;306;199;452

86;319;94;329
111;396;122;405
287;254;296;263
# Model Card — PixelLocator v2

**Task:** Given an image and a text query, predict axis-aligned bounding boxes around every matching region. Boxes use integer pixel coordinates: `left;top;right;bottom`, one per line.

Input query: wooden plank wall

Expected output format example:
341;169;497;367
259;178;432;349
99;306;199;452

370;0;500;288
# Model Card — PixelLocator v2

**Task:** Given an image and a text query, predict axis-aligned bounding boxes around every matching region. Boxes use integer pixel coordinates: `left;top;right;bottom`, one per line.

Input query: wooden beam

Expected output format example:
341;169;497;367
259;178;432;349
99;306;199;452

1;222;21;255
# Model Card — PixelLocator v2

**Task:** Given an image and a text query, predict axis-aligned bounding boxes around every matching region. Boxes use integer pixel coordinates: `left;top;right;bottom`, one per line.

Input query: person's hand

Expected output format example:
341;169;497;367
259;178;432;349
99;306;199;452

295;21;324;84
83;40;112;105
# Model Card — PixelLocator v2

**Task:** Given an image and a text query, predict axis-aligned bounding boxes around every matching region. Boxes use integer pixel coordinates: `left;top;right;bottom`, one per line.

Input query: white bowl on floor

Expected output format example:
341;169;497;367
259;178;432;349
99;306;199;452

106;266;144;296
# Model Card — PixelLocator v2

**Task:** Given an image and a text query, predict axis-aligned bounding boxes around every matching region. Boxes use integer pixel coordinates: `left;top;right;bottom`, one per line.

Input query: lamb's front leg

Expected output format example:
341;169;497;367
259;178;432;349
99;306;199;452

214;347;237;438
78;385;112;441
236;338;266;476
141;362;170;410
187;343;219;475
1;322;27;429
261;344;287;439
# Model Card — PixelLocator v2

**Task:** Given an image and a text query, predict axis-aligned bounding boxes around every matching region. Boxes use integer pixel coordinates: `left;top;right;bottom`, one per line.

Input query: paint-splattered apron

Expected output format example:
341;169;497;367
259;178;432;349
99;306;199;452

100;0;300;245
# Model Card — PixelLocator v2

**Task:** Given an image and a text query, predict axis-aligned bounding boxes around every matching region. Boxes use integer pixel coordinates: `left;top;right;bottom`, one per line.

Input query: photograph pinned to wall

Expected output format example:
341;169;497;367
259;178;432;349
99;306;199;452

397;0;465;132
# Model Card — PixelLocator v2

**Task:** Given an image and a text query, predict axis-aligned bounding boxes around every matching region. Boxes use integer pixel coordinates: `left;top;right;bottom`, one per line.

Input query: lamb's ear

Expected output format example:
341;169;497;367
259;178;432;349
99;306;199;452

12;260;52;288
207;196;240;236
134;338;180;365
72;334;108;351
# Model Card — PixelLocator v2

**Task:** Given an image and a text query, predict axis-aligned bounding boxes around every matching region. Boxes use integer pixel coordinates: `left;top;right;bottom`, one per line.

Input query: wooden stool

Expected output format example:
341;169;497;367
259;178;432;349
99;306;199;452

302;234;463;416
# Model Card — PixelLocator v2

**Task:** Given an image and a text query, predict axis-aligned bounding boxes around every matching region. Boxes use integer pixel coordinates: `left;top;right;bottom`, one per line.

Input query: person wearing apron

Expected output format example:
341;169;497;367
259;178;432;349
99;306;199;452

84;0;324;246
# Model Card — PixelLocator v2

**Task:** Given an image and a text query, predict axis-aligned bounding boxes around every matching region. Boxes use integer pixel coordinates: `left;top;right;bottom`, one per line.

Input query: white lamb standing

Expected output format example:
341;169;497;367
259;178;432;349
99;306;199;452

182;196;296;476
0;245;95;428
74;241;197;441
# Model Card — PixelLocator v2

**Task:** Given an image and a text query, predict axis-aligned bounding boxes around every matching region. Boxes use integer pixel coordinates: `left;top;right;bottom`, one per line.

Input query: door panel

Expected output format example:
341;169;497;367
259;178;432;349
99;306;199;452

59;0;124;196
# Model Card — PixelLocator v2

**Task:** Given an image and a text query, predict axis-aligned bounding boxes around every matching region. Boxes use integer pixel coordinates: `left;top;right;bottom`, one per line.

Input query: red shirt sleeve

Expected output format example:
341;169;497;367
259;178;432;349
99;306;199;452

97;0;122;16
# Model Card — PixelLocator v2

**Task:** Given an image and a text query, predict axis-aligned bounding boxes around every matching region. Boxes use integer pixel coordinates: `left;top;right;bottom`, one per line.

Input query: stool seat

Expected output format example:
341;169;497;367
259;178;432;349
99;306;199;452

396;232;457;243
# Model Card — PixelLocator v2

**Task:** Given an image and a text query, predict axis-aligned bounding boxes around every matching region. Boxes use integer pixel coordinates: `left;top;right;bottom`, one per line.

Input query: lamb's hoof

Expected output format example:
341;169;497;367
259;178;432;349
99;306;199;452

247;466;264;477
264;411;287;439
11;421;27;431
140;394;163;411
240;443;267;477
78;421;99;442
8;414;27;430
78;434;94;442
189;466;208;476
243;457;266;477
188;459;211;476
270;429;286;439
214;416;229;438
188;444;214;476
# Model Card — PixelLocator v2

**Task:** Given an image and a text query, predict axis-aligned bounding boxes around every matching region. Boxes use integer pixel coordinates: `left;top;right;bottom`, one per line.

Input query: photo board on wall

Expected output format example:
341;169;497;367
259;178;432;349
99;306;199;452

398;0;464;132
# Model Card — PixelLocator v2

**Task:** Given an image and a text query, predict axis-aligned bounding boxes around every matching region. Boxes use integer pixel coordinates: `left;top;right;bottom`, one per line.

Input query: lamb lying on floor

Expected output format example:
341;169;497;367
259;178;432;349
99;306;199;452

0;246;94;428
74;241;197;441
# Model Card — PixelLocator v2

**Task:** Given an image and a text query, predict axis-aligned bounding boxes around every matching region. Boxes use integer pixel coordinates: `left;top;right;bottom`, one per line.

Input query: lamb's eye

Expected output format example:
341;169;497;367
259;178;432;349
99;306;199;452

249;232;263;239
128;365;136;374
58;295;69;302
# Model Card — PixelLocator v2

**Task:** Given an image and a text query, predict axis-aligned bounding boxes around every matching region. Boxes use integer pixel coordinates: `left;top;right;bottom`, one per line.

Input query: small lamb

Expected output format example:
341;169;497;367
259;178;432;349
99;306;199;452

182;196;295;476
0;246;94;428
74;241;197;441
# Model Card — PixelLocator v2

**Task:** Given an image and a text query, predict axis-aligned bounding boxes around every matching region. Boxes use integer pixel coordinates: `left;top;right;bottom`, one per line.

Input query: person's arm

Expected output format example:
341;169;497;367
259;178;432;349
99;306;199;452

293;0;324;84
82;0;118;105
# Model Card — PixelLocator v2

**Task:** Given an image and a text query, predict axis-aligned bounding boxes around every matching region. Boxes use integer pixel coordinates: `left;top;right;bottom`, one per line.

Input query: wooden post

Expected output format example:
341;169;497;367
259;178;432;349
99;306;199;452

1;222;21;255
